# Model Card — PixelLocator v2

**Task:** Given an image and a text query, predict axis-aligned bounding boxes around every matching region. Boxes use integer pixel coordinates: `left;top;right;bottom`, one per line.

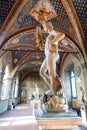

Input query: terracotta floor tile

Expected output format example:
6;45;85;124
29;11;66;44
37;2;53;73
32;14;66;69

0;104;38;130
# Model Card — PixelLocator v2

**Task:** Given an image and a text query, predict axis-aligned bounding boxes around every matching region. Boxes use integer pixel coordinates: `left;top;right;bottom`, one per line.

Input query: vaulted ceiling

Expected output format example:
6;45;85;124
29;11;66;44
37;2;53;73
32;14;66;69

0;0;87;80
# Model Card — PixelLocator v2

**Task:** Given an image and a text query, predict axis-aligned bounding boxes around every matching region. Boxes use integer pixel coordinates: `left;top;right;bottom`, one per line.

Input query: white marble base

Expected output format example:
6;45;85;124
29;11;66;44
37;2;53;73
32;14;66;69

36;111;82;130
37;117;82;130
31;99;41;109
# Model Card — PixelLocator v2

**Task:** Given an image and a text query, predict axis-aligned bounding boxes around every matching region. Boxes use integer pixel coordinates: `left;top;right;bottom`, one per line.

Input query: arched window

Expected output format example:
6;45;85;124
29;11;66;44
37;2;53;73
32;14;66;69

70;70;77;98
14;80;18;98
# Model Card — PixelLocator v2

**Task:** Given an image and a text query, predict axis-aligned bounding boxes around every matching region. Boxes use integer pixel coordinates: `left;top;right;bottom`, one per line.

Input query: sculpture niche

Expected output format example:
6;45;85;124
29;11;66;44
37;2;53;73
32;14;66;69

35;21;68;112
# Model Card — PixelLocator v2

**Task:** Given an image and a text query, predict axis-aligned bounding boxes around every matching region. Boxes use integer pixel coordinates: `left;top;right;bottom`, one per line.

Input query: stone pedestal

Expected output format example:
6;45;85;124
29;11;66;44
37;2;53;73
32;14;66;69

31;99;41;109
8;99;13;110
31;99;42;116
37;117;82;130
36;111;82;130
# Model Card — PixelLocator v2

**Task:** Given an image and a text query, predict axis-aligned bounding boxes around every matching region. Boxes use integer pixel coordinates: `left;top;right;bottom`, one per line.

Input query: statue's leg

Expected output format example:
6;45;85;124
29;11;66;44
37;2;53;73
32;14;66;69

47;54;62;94
39;59;51;88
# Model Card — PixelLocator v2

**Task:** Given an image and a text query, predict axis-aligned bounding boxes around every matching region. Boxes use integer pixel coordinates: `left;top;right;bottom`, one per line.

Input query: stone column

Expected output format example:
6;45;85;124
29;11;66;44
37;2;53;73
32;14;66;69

0;72;4;98
81;62;87;120
0;73;2;98
81;62;87;98
8;78;14;110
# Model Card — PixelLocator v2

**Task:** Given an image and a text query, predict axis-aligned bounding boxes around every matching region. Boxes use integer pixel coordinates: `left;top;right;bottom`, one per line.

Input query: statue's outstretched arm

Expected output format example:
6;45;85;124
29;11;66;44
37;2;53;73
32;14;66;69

35;26;45;50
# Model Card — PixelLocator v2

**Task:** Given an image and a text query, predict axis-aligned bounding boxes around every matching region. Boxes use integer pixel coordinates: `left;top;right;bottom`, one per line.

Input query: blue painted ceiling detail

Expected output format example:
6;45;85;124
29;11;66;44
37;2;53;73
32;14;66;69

12;0;79;42
50;0;79;41
73;0;87;40
0;0;15;28
19;34;36;44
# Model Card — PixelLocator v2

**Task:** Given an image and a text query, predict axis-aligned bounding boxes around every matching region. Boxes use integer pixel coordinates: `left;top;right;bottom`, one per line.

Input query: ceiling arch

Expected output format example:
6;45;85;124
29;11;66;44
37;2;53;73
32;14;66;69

0;0;87;80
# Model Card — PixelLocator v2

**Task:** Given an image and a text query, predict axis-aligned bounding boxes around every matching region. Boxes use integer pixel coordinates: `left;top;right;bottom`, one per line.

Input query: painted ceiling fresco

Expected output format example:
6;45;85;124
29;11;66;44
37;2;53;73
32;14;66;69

0;0;87;79
73;0;87;41
0;0;15;28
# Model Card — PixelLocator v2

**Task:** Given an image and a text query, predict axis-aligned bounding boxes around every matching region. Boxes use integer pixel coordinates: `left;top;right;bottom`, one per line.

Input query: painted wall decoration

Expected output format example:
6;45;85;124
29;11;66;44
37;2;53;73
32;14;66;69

29;0;57;22
75;66;81;77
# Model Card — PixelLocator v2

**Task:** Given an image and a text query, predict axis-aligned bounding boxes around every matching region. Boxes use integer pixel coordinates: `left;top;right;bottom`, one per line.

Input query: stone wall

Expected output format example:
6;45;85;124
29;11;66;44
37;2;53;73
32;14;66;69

0;99;8;114
82;62;87;99
62;54;86;102
14;97;20;105
20;75;49;103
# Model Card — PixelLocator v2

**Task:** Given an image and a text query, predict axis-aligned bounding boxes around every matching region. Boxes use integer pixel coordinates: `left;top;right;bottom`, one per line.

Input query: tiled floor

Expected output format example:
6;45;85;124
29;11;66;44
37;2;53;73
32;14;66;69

0;104;38;130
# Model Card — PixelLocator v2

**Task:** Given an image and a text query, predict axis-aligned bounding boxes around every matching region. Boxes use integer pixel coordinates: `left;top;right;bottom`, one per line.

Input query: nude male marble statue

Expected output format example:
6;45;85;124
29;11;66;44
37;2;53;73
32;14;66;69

39;21;65;95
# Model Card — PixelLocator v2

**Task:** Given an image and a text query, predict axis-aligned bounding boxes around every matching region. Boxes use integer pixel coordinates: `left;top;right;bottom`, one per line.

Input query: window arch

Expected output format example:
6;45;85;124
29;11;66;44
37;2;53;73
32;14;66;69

70;70;77;98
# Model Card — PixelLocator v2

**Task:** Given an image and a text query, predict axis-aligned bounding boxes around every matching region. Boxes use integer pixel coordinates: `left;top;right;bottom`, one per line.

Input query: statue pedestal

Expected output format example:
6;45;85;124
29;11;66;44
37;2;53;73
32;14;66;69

36;111;82;130
32;99;41;109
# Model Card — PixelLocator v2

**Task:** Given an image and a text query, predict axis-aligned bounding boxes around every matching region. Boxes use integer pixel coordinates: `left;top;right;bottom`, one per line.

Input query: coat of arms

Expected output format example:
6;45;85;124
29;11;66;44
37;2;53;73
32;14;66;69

29;0;57;22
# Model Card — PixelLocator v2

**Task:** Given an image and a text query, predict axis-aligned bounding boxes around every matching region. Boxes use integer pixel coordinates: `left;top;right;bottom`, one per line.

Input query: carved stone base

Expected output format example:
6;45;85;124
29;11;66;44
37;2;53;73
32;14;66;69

36;112;82;130
43;90;68;112
46;104;68;113
37;117;82;130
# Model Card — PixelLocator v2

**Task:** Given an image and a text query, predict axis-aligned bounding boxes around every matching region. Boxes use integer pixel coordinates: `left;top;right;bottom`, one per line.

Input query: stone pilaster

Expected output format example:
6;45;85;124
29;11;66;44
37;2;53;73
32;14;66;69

81;62;87;120
7;78;14;110
8;79;14;99
81;62;87;98
0;72;4;98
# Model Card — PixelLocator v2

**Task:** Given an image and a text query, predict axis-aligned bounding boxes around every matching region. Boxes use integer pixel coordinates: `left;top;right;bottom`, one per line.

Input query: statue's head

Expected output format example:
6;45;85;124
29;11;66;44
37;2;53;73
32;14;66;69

41;21;53;33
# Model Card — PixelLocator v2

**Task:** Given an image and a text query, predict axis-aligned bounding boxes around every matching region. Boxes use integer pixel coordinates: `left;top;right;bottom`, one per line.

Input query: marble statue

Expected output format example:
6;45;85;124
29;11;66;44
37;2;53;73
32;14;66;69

35;26;44;50
39;21;65;95
33;84;39;99
35;21;68;112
